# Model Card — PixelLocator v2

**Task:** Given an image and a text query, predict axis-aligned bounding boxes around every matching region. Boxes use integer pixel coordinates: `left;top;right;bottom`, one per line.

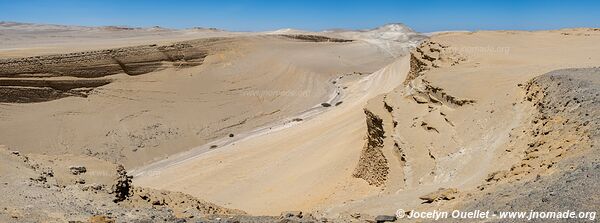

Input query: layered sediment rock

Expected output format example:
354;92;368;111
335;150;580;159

0;38;234;103
353;41;472;188
404;40;464;84
280;34;353;42
353;109;389;186
0;40;215;78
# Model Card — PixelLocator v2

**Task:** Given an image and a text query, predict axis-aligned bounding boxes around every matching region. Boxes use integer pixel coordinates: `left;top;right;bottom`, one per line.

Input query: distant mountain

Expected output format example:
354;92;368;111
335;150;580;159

369;23;416;33
332;23;424;42
322;23;426;57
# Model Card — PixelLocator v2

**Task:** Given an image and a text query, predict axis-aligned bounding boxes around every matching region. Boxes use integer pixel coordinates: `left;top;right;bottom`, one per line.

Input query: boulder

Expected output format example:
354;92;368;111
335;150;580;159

375;215;396;222
69;165;87;175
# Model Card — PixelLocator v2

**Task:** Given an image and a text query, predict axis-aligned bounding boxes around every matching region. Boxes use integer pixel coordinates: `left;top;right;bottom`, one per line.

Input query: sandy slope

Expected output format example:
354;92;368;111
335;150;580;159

443;68;600;223
135;28;600;218
133;55;410;215
3;21;600;222
331;29;600;216
0;22;426;221
0;35;403;168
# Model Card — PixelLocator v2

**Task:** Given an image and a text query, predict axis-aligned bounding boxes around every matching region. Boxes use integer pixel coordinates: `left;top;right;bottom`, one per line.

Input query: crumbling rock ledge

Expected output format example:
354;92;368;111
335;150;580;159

404;40;464;84
410;79;476;107
456;68;600;219
483;68;599;187
353;109;389;186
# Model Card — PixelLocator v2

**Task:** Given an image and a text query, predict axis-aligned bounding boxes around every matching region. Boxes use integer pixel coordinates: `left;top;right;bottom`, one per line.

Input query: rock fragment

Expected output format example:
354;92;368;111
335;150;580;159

419;188;458;203
375;215;397;222
69;165;87;175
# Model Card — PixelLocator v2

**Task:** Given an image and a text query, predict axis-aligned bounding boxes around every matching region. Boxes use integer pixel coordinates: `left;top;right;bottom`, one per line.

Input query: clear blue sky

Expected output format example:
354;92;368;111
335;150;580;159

1;0;598;32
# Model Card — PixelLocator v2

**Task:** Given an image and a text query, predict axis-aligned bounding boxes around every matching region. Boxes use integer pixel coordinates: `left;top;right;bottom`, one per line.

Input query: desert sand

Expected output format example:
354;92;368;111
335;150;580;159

0;22;422;168
133;28;600;218
1;21;599;222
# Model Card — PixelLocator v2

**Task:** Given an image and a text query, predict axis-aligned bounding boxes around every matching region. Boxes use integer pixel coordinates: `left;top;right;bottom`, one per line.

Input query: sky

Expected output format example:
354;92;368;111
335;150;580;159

0;0;598;32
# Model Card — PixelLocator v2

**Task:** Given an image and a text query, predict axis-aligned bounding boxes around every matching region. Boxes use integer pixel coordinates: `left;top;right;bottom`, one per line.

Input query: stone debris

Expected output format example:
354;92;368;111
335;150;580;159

419;188;459;203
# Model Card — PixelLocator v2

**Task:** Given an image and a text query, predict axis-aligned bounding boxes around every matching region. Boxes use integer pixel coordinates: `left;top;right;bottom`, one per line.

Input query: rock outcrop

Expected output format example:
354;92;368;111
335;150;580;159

0;40;214;78
481;68;599;187
353;109;389;186
0;146;243;222
0;37;235;103
458;68;600;218
353;41;473;190
112;164;132;202
404;40;465;84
